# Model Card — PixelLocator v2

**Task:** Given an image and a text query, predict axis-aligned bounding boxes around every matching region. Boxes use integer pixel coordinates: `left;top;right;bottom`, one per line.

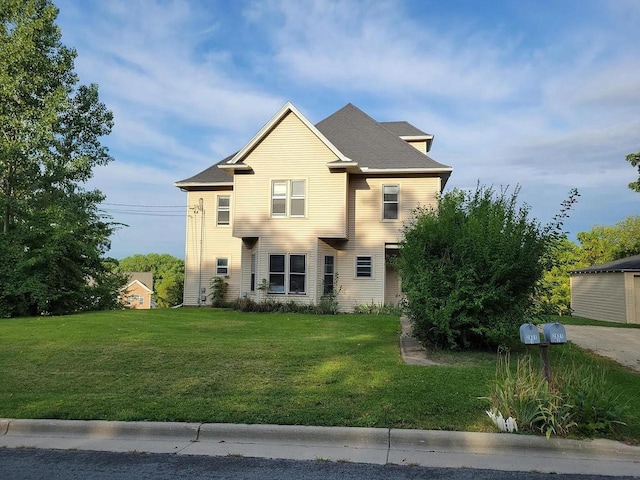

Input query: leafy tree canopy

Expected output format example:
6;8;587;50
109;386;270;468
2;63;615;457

0;0;121;317
576;215;640;266
626;151;640;192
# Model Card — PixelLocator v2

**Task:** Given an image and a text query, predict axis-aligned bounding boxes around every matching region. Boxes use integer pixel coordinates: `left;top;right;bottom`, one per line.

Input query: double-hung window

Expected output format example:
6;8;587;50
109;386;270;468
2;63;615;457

271;181;287;217
216;258;229;276
290;180;305;217
217;195;230;226
268;255;286;293
268;254;306;294
289;254;306;294
356;255;372;278
383;185;399;220
271;180;306;218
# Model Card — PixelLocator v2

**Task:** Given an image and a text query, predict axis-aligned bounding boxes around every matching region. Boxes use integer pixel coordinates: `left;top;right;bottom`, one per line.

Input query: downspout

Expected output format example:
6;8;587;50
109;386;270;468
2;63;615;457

197;197;204;306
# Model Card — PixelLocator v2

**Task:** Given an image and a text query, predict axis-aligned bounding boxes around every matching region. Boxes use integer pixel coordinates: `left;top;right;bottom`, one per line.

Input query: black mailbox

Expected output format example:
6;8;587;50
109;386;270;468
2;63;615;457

543;322;567;344
519;323;540;345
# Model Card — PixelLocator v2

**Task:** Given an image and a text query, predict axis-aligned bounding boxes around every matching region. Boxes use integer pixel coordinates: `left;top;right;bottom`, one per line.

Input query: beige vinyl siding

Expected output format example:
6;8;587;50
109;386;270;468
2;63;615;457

336;174;440;310
570;273;627;323
233;111;347;239
183;190;242;305
385;262;401;305
407;140;427;153
634;275;640;324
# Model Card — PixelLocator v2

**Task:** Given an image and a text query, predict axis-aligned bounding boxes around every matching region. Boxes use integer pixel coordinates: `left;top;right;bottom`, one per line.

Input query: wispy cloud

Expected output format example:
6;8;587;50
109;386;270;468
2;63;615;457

54;0;640;256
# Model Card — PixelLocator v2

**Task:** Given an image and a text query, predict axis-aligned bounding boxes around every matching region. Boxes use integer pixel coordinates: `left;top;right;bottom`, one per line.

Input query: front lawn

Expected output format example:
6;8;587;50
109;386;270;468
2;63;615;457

0;309;638;441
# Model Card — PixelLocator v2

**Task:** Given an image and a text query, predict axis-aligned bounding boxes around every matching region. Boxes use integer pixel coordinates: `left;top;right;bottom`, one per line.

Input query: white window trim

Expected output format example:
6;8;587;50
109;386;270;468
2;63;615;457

267;253;307;295
382;184;400;221
270;179;306;218
355;255;373;279
216;257;229;276
217;195;231;226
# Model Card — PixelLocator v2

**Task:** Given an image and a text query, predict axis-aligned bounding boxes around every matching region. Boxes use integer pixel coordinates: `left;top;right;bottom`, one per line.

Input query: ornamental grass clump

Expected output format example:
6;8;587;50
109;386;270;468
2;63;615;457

485;351;628;439
555;362;628;437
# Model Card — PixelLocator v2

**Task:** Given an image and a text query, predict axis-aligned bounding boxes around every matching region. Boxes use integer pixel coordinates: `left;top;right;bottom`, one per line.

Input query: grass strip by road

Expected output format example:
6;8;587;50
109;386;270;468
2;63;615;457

0;309;638;442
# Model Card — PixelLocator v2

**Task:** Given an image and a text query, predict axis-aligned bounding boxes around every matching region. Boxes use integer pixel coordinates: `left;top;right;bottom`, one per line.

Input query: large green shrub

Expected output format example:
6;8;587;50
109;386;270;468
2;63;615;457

398;186;553;350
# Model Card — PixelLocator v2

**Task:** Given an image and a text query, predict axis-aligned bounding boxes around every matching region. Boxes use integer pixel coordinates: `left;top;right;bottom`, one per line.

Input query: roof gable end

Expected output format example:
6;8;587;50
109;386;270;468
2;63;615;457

222;102;350;168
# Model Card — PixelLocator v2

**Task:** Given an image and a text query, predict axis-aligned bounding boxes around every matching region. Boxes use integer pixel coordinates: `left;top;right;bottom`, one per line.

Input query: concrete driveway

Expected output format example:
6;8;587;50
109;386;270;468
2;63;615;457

564;325;640;372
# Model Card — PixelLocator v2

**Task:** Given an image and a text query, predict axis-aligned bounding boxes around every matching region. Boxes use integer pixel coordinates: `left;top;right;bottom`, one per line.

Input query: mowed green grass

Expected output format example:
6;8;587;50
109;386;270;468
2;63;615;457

0;309;638;441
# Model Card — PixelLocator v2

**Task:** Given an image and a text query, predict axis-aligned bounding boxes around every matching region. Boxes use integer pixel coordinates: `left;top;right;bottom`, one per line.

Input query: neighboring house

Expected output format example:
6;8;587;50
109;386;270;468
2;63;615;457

121;272;154;310
570;254;640;324
175;102;452;311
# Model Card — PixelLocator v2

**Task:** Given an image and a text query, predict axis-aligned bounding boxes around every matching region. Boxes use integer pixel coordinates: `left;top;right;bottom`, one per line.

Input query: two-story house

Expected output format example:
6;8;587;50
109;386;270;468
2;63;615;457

175;103;452;311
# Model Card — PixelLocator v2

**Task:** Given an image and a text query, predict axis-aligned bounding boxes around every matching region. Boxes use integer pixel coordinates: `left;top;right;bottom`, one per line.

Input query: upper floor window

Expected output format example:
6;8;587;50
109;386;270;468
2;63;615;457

271;181;287;217
217;196;230;226
383;185;399;220
271;180;306;218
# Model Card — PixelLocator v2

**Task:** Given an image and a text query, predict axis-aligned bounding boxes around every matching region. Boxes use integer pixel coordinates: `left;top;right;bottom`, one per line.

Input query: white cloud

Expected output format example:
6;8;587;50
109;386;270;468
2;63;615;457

52;0;640;257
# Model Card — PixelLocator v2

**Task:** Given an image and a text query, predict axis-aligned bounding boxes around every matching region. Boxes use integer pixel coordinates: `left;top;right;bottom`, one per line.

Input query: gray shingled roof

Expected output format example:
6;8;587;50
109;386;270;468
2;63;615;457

316;104;450;171
176;103;450;186
175;153;235;186
379;121;431;137
570;254;640;274
127;272;153;290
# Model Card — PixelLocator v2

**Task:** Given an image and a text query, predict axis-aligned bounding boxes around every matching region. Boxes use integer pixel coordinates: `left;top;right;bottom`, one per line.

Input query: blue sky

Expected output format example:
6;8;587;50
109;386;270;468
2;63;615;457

55;0;640;259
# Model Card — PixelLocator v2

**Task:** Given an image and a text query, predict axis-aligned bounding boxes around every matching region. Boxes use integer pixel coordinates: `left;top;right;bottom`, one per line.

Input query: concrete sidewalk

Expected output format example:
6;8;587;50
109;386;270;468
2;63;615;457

1;419;639;477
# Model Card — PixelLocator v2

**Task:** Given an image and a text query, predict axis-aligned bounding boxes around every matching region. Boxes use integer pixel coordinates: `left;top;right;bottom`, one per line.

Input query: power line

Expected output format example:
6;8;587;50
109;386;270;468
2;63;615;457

101;210;186;217
101;202;186;208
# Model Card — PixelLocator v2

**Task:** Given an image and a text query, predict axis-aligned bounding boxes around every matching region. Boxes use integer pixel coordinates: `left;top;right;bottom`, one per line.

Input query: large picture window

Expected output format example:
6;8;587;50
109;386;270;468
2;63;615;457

268;254;306;294
383;185;399;220
271;180;306;218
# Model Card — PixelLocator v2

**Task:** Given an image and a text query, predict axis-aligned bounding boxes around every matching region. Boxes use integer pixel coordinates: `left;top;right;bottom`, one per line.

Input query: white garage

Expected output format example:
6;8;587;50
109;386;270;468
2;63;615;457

570;254;640;324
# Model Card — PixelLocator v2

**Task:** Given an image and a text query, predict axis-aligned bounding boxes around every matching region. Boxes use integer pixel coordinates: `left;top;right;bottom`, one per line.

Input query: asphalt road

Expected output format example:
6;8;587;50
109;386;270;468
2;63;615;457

1;449;637;480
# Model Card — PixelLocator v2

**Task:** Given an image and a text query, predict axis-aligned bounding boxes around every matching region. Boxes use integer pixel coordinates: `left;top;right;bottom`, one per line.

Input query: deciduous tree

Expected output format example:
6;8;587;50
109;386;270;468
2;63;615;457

0;0;121;316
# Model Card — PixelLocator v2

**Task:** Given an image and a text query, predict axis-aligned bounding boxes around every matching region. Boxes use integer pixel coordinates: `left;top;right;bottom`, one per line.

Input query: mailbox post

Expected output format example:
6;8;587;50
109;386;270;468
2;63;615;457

519;321;567;384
